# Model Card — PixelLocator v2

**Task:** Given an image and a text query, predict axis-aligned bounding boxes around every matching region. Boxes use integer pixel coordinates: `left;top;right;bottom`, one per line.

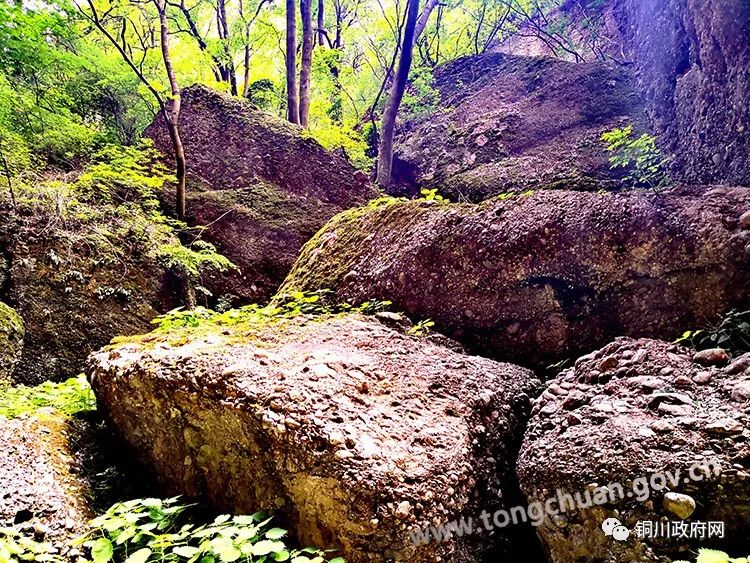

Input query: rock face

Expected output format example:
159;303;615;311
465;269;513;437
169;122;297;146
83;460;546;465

0;415;92;543
391;53;647;201
146;85;377;303
87;313;539;562
495;0;750;187
0;302;24;384
517;338;750;562
0;203;178;385
611;0;750;187
280;186;750;369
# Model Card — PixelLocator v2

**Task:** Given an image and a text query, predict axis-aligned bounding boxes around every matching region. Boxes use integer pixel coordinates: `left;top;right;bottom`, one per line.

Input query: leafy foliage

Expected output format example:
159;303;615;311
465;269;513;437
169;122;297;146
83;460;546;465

77;497;344;563
0;528;63;563
150;290;392;331
676;310;750;358
674;548;750;563
0;376;96;419
418;188;449;203
408;319;435;337
156;241;236;282
601;125;670;190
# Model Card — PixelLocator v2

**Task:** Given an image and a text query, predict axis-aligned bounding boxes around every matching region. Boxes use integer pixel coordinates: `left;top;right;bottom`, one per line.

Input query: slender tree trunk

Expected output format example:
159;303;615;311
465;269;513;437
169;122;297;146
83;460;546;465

316;0;324;45
156;0;187;220
376;0;419;187
299;0;314;127
216;0;238;95
414;0;439;43
286;0;300;123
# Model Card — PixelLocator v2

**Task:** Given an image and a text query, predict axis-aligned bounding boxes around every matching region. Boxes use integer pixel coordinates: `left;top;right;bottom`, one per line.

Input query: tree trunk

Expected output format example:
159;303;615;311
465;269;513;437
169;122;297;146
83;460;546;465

375;0;419;187
156;0;187;220
316;0;324;45
414;0;439;43
216;0;238;95
286;0;300;124
299;0;314;128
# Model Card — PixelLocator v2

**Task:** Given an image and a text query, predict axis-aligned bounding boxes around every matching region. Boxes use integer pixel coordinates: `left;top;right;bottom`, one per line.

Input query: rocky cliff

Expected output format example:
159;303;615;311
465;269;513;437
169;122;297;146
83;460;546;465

495;0;750;187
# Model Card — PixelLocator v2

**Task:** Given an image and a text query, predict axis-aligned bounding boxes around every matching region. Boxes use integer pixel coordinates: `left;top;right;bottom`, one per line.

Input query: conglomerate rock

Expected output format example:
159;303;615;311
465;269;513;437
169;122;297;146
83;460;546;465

517;338;750;562
86;313;540;562
280;186;750;369
146;85;377;303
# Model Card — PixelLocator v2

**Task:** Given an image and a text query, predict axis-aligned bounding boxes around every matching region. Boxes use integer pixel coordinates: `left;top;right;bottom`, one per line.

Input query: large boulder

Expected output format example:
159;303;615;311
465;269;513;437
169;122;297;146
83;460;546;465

391;53;648;201
0;302;23;384
0;199;179;385
146;85;377;303
86;313;540;562
279;186;750;369
517;338;750;562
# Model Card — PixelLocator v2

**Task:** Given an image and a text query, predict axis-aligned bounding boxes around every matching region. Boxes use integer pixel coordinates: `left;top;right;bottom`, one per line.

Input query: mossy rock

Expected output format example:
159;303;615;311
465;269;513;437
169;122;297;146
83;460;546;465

0;301;24;384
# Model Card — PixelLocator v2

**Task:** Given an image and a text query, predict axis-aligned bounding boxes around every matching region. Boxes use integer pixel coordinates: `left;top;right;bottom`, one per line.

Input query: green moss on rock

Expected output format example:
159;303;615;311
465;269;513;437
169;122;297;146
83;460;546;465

0;301;23;384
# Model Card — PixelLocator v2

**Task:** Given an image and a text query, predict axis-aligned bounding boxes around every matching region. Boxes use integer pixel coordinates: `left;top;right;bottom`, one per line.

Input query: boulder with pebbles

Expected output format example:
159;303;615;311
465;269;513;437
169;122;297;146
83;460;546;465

86;313;539;562
0;302;24;384
0;198;179;385
146;85;377;303
280;186;750;369
517;338;750;562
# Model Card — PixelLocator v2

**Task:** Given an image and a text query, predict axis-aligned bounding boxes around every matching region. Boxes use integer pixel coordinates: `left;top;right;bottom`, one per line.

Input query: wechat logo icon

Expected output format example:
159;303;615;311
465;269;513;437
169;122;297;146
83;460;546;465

602;518;630;541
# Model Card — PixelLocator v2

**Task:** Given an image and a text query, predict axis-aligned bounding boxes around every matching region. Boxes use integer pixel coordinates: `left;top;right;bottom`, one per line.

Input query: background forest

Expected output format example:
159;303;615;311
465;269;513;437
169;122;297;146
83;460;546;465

0;0;607;193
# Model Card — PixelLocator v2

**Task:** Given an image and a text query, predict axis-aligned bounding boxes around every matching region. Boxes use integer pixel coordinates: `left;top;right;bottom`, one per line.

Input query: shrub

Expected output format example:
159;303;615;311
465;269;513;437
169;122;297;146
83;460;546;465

601;125;670;190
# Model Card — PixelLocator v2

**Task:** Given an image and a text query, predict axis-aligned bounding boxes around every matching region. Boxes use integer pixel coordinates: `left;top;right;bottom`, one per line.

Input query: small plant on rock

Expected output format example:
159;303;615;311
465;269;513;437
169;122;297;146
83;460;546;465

601;125;670;190
676;309;750;358
419;188;449;203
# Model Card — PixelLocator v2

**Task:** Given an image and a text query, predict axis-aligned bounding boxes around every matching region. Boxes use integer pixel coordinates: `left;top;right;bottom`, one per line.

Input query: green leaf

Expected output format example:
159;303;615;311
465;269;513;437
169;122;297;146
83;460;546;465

173;546;201;558
271;550;290;562
213;515;231;524
91;538;114;563
697;549;731;563
124;548;152;563
264;529;288;540
251;540;286;556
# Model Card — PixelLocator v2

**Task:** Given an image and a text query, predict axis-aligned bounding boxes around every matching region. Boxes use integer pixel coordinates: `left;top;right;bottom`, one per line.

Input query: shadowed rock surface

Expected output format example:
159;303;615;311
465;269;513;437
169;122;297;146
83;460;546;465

0;203;179;385
391;53;647;201
86;313;540;562
517;338;750;562
146;85;377;303
0;415;93;543
280;186;750;369
495;0;750;187
0;302;23;383
612;0;750;187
